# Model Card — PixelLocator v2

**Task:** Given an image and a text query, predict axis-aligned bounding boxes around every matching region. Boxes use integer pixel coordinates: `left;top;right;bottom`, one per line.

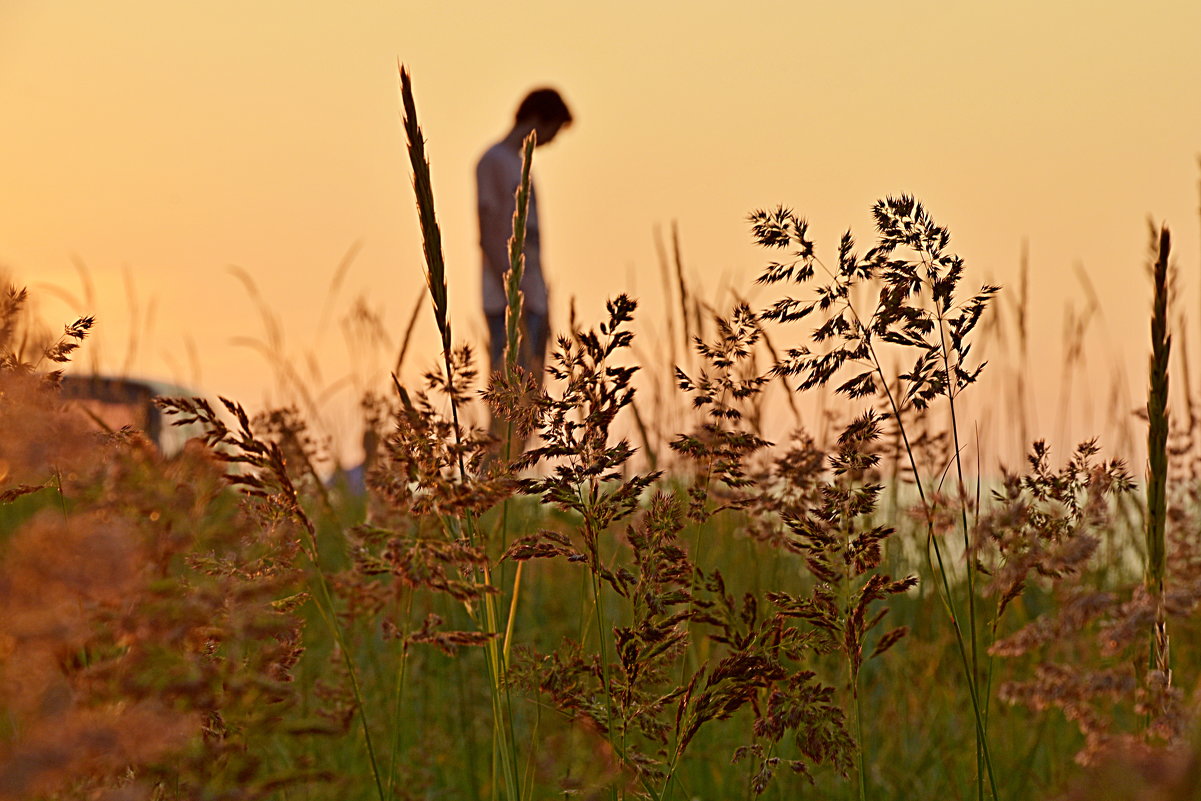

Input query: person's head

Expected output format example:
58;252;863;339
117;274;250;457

515;88;572;146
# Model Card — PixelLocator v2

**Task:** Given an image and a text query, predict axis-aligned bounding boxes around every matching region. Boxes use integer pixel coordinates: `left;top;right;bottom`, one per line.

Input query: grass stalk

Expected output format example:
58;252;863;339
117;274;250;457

1016;241;1030;451
400;63;521;801
503;561;524;667
581;510;622;801
392;288;425;377
496;129;536;570
954;399;985;798
901;233;998;799
1146;225;1171;678
671;221;693;348
268;437;389;801
869;346;999;800
841;501;868;801
782;231;999;798
935;310;986;799
854;675;866;801
494;131;537;780
504;131;536;380
654;225;680;381
386;590;416;797
297;512;387;801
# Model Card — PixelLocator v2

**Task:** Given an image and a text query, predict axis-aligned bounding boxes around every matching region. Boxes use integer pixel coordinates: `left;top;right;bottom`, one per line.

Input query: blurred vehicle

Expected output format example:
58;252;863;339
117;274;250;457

58;374;202;454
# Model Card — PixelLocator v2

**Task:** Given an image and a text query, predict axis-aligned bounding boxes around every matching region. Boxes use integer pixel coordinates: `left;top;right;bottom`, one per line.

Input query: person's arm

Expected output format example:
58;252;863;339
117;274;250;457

477;155;517;282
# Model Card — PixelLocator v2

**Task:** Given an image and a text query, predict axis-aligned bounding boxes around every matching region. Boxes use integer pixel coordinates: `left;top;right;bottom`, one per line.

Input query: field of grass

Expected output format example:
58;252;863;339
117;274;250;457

2;72;1200;801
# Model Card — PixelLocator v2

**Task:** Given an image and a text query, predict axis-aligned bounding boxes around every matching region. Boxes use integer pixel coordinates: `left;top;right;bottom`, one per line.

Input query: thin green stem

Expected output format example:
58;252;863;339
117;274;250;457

866;340;998;799
53;466;68;520
588;562;622;801
483;562;522;801
386;590;416;797
936;310;987;799
495;129;536;663
304;546;387;801
842;493;867;801
854;676;866;801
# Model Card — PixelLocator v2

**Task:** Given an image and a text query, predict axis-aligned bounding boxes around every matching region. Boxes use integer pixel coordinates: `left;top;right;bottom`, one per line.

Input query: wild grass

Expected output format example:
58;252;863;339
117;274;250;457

1146;225;1172;679
1;74;1200;801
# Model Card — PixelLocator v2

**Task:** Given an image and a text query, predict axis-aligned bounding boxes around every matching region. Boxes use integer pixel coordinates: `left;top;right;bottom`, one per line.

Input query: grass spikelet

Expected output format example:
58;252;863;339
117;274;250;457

1146;224;1171;678
399;64;451;360
504;131;536;378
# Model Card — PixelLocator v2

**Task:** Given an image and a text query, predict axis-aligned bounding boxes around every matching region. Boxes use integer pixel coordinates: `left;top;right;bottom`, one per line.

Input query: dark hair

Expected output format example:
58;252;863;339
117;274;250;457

515;88;572;126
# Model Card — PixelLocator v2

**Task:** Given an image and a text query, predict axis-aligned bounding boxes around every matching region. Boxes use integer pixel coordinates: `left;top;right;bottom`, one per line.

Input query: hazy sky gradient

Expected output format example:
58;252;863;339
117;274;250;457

2;1;1198;464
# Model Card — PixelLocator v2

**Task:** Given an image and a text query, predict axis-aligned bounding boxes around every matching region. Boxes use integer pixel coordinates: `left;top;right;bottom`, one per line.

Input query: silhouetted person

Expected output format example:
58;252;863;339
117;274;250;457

477;88;572;381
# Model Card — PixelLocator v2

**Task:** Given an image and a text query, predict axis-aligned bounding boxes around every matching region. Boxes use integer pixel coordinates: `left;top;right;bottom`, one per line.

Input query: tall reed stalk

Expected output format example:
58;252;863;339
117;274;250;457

495;128;536;561
504;132;536;380
399;64;521;801
497;130;536;777
1146;225;1171;679
672;222;693;348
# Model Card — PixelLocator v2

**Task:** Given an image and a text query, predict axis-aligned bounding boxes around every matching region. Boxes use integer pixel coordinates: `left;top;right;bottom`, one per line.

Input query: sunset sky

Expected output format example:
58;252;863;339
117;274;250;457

2;1;1198;466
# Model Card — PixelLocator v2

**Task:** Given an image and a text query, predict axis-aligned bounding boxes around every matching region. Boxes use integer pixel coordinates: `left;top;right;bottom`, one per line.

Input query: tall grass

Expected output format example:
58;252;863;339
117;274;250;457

1146;225;1171;677
398;64;522;801
4;76;1201;801
750;199;1001;797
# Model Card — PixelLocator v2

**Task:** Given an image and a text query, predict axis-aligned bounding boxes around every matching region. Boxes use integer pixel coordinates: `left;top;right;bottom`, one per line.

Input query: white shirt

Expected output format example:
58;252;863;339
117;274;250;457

476;140;548;315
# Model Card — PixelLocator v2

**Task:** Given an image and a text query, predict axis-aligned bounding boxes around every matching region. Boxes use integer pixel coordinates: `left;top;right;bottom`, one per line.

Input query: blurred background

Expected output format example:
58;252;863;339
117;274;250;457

1;0;1198;468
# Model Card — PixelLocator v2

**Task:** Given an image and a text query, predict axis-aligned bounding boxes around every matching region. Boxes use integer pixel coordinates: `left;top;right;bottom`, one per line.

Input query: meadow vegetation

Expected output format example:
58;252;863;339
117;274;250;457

1;71;1200;800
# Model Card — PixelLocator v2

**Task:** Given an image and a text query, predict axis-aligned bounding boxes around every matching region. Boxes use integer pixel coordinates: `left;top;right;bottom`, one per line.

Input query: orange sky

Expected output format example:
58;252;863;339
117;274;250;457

1;1;1198;467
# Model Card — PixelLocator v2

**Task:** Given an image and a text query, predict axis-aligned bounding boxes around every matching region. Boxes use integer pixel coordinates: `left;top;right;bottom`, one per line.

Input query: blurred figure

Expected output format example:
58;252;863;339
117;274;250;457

476;87;572;381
